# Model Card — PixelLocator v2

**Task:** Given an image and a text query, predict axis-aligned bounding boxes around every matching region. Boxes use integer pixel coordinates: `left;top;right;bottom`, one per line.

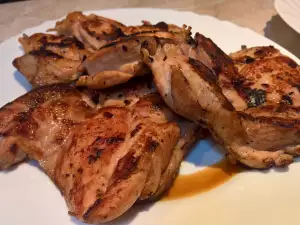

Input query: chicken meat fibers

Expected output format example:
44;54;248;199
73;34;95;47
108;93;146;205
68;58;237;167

141;33;300;169
0;80;201;223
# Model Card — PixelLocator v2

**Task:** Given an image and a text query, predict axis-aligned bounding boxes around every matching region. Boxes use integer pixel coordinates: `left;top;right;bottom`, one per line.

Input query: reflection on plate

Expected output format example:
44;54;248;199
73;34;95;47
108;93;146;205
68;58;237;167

275;0;300;34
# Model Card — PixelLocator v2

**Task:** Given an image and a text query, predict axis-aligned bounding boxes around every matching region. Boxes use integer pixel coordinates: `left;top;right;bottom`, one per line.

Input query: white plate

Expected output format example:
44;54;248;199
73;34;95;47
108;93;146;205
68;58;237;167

275;0;300;34
1;8;300;225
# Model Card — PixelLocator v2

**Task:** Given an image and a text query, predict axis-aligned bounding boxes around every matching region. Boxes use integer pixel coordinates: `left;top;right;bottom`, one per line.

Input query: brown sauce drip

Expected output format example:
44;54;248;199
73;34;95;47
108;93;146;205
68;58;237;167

163;158;243;201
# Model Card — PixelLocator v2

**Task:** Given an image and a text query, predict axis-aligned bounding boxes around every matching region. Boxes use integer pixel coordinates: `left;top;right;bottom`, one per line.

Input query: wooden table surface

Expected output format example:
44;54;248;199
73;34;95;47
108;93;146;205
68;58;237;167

0;0;299;57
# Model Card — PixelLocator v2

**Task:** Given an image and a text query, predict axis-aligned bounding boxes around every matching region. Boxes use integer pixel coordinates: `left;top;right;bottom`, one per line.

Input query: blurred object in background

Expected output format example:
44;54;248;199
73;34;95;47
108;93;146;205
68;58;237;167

275;0;300;34
0;0;28;4
264;0;300;59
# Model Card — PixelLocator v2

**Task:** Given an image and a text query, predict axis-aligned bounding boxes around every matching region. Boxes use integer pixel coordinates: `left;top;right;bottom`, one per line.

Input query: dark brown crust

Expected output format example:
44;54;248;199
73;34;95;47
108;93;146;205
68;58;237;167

188;57;235;111
194;32;236;76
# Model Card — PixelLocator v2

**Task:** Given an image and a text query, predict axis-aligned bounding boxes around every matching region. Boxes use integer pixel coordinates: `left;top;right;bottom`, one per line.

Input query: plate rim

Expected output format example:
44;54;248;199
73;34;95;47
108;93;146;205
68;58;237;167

275;0;300;34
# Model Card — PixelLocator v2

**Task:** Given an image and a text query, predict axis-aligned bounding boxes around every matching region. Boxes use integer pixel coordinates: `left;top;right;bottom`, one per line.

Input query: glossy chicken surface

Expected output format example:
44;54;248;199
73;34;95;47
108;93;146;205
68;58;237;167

0;79;201;223
50;11;187;51
0;84;95;171
13;33;92;87
49;11;126;50
13;12;192;89
141;34;300;168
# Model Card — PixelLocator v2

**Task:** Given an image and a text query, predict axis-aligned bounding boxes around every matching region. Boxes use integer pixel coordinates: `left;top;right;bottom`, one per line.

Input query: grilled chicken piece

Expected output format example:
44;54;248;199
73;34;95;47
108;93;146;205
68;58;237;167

13;33;92;87
76;36;154;89
142;34;299;169
55;97;181;223
227;46;300;156
13;50;81;87
0;84;95;170
14;13;192;89
18;33;91;60
49;11;126;50
50;11;187;51
0;79;201;223
13;31;191;89
77;32;193;90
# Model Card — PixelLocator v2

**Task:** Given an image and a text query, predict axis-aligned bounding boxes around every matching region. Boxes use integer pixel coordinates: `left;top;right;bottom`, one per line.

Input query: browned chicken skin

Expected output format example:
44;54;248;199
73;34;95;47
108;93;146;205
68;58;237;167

49;11;127;51
0;78;201;223
13;33;92;87
77;36;154;89
50;11;187;51
141;34;300;169
0;84;96;170
13;12;192;89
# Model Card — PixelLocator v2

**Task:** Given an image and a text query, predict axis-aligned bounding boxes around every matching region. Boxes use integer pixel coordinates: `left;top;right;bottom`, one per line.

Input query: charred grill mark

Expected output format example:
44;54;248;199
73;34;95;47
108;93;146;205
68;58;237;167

281;57;298;69
17;112;30;123
88;149;102;164
72;38;85;49
194;33;235;76
106;136;125;145
124;99;131;105
254;49;264;56
40;36;85;49
99;39;123;49
244;56;255;64
54;134;65;145
29;49;63;59
239;111;300;128
85;27;98;38
281;95;293;105
115;28;126;38
187;36;196;46
77;168;83;174
188;57;217;83
254;46;276;58
122;45;128;52
103;111;114;118
16;119;39;139
148;56;154;62
261;83;270;88
243;88;266;107
114;151;140;180
82;55;87;62
9;144;17;155
83;198;102;221
288;60;297;69
154;21;169;30
130;124;143;137
145;137;159;152
233;78;266;107
232;78;245;87
96;189;102;198
151;103;161;111
189;57;235;111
